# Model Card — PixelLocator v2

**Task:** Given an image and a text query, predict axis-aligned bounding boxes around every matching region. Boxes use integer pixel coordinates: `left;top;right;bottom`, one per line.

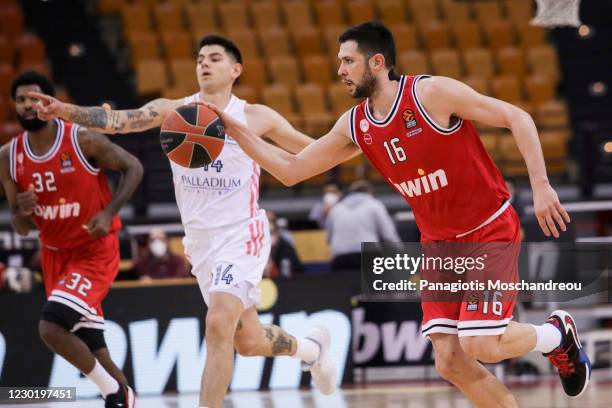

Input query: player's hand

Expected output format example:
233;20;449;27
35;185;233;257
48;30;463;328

532;182;570;238
16;184;37;216
83;209;113;238
27;91;66;121
198;102;245;138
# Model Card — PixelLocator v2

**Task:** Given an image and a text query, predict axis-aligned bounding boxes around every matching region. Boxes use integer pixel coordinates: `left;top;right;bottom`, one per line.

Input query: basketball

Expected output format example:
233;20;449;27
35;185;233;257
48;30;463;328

160;103;225;168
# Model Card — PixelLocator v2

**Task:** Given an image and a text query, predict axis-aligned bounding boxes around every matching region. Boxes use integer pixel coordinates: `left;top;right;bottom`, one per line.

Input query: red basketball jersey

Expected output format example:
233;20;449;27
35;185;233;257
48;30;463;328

10;119;121;249
349;75;509;241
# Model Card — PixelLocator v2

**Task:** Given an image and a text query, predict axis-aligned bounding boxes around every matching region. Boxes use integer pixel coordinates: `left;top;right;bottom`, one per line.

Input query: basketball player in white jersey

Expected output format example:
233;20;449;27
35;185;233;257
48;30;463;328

31;35;337;408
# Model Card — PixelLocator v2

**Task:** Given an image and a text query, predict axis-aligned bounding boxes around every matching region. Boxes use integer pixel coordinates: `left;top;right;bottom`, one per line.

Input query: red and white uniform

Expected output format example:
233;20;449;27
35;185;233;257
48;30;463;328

10;119;121;327
349;75;520;337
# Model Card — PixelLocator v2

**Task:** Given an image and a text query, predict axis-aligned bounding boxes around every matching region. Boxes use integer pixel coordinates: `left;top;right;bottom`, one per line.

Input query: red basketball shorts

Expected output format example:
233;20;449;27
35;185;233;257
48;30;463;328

420;205;521;338
42;233;120;329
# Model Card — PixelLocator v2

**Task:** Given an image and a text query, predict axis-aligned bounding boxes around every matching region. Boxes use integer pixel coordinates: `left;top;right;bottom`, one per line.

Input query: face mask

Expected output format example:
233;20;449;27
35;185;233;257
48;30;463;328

149;239;167;258
323;192;339;206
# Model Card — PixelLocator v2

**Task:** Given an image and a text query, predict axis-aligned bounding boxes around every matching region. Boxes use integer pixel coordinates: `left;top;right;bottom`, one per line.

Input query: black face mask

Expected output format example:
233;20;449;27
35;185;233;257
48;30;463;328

17;112;47;131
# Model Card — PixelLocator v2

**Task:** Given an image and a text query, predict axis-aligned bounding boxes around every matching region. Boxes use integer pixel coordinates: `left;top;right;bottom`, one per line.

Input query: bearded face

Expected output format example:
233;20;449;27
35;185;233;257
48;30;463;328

14;84;48;131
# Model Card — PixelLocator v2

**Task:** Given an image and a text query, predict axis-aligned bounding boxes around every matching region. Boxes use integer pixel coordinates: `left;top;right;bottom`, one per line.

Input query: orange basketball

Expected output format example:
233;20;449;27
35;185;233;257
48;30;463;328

160;104;225;168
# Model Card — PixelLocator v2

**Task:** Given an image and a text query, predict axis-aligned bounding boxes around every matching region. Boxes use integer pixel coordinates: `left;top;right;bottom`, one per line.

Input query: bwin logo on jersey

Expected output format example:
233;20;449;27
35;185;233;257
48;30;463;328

394;168;448;198
34;201;80;220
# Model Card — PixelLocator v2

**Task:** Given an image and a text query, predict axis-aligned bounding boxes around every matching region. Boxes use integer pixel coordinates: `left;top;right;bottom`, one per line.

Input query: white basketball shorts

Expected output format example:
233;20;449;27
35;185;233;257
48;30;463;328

183;210;271;309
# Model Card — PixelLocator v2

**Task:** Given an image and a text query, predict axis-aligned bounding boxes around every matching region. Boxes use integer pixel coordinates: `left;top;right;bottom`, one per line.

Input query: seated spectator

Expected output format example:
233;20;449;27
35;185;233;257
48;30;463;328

309;182;343;228
264;218;303;279
135;228;188;281
326;180;400;271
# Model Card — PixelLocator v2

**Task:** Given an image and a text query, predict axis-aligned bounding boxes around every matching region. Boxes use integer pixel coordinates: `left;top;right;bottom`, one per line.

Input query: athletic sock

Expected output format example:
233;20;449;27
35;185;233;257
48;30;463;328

293;337;320;364
531;323;562;353
86;360;120;397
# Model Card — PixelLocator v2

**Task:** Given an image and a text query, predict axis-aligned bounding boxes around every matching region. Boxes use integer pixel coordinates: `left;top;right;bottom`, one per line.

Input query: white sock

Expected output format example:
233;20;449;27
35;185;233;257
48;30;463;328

86;360;120;397
293;337;320;364
531;323;562;353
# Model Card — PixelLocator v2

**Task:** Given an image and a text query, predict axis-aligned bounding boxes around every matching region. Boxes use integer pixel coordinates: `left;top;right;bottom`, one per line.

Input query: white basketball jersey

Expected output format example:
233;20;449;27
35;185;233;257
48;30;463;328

171;93;261;233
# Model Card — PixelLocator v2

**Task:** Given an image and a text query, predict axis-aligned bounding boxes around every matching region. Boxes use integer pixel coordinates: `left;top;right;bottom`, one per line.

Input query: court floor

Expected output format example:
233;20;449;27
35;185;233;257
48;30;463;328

13;369;612;408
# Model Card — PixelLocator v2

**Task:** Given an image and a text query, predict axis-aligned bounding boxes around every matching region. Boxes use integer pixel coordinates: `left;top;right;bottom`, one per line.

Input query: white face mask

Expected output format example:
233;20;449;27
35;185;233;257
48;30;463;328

149;239;168;258
323;192;339;206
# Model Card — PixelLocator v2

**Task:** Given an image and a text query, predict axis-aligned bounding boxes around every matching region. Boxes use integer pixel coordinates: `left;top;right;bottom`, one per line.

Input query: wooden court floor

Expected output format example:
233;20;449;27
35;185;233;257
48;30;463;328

14;369;612;408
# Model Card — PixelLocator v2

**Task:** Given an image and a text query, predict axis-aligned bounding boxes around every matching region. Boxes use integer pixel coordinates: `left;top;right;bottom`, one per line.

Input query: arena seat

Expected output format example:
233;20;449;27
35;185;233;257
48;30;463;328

314;0;345;28
534;100;569;128
525;74;556;104
389;23;419;53
527;45;560;82
153;2;184;34
302;55;333;87
293;230;332;263
472;1;503;23
258;27;291;58
491;75;522;103
408;0;440;26
232;85;259;103
127;31;160;65
463;47;495;79
120;4;151;37
291;26;324;58
463;75;490;95
218;1;250;32
0;4;24;38
227;29;259;58
282;1;314;28
439;0;471;23
261;84;301;128
169;59;197;94
421;21;451;51
483;20;515;49
378;0;407;26
496;46;526;79
346;0;376;26
323;25;347;59
185;2;217;34
328;83;359;116
161;31;193;62
240;57;267;91
0;35;14;65
135;58;168;96
269;56;301;89
399;50;430;75
430;48;462;79
295;83;334;136
450;22;482;51
516;24;546;47
251;0;282;30
504;0;534;24
16;33;46;66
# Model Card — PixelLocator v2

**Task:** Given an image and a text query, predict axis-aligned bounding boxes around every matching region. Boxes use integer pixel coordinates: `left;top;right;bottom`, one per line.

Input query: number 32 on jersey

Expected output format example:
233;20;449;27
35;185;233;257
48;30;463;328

32;171;57;192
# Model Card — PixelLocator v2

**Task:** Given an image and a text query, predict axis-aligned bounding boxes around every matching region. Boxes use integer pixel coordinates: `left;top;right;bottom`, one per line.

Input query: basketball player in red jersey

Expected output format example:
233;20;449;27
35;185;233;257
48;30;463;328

0;72;143;407
206;22;590;406
30;36;337;408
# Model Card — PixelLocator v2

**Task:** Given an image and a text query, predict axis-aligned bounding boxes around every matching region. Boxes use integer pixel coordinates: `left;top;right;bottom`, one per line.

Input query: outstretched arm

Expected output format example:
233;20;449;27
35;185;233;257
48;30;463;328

417;76;570;237
0;145;37;235
213;105;360;186
29;92;182;134
77;129;144;237
245;104;315;153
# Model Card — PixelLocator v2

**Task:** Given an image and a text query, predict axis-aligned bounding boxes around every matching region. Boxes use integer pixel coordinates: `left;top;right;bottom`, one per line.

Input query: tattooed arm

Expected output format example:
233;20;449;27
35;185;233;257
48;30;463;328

28;92;182;134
